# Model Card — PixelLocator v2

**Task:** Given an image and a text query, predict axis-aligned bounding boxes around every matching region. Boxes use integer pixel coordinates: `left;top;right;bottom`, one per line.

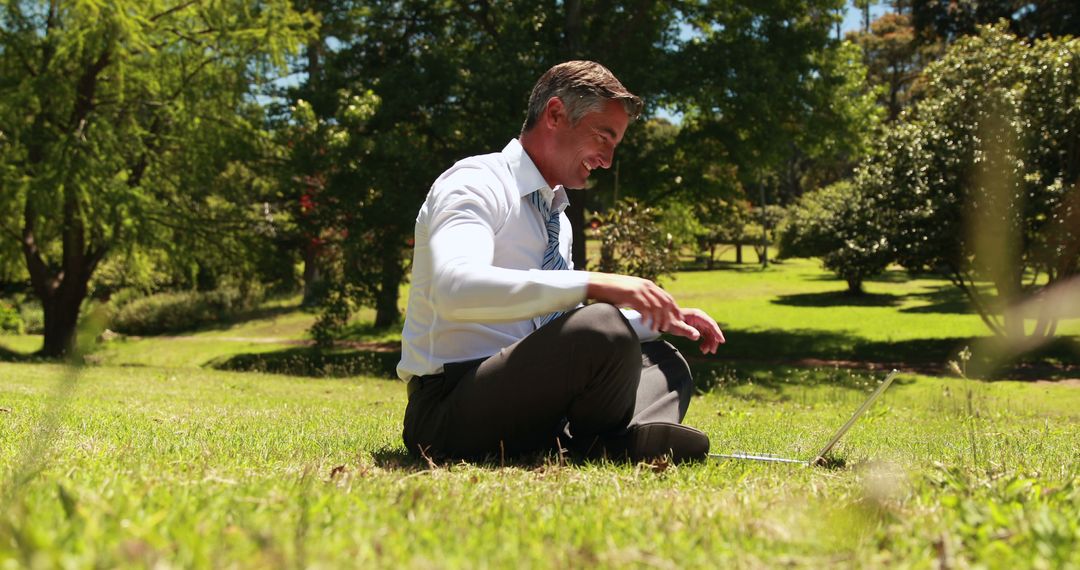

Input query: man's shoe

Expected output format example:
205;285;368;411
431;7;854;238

592;422;710;463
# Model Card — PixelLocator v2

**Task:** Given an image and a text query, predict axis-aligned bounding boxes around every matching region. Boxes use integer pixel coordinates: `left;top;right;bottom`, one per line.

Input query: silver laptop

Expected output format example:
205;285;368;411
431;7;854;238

710;369;899;467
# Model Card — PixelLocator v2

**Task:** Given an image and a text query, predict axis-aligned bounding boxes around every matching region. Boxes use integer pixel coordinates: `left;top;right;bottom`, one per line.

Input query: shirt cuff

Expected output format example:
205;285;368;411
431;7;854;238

622;309;662;343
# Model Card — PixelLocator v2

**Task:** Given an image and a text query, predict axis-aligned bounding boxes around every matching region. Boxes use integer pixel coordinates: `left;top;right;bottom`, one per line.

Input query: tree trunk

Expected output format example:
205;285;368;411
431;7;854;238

23;185;105;358
758;183;769;268
845;276;864;296
40;284;88;357
735;242;743;264
1002;305;1025;339
992;266;1025;339
374;249;403;327
301;239;322;306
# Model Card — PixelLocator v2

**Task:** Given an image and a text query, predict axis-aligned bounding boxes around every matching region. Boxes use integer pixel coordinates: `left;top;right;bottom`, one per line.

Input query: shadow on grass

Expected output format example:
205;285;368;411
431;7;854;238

677;328;965;364
208;346;400;379
772;291;903;308
208;325;1077;384
0;344;40;363
901;284;977;315
371;445;585;472
334;320;405;343
371;447;430;472
803;269;912;284
673;328;1080;385
690;361;918;400
677;259;779;273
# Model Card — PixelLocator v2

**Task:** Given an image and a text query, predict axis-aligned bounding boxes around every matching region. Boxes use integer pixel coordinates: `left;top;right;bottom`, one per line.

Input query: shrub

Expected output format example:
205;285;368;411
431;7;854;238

109;286;263;336
858;24;1080;339
0;302;23;335
18;302;43;334
778;181;893;294
597;199;680;283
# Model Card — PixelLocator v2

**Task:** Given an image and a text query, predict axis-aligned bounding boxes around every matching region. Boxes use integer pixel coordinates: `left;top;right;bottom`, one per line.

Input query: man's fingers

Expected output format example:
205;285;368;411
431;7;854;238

584;273;685;333
677;309;725;354
639;283;679;332
664;320;700;340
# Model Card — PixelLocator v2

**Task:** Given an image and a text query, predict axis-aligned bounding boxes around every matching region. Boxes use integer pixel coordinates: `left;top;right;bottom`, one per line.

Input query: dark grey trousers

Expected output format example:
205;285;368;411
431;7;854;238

402;303;695;459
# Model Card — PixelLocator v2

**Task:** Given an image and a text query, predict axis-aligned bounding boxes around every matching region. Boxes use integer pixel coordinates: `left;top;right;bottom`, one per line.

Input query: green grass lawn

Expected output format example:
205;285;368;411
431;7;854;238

1;257;1078;567
1;364;1077;568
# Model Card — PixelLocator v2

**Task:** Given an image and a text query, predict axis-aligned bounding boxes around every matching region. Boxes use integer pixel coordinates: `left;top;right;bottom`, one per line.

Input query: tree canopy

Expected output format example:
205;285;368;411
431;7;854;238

5;1;1074;356
858;25;1080;339
0;0;311;355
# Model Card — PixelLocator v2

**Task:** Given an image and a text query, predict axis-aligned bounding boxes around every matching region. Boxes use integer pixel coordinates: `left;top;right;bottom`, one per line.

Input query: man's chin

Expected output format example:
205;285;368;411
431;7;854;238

564;176;589;190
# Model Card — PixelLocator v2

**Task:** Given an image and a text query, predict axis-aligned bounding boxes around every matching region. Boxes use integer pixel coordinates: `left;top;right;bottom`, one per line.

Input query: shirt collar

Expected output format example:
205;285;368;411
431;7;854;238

502;139;569;214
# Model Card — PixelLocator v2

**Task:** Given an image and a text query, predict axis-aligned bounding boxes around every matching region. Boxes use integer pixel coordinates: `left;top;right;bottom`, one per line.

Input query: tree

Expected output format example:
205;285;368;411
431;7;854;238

269;0;362;306
778;181;892;293
905;0;1080;43
303;0;684;329
696;196;754;267
597;199;680;284
0;0;309;356
847;11;937;122
668;0;880;244
861;25;1080;339
299;1;881;332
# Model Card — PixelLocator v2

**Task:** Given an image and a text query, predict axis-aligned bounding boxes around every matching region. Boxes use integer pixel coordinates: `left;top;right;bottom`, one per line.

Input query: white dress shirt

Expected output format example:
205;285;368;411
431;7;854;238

397;139;658;380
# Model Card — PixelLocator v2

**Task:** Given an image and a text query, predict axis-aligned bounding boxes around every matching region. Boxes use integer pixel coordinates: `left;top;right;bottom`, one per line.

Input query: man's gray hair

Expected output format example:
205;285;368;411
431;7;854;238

521;61;643;134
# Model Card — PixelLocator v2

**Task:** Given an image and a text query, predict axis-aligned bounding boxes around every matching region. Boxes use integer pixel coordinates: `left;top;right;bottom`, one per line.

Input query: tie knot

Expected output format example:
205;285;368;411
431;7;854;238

531;189;556;220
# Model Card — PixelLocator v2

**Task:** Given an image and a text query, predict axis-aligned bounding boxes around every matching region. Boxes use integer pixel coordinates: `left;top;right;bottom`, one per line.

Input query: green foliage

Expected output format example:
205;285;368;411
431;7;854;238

309;286;356;349
268;89;380;307
0;302;22;335
672;7;881;205
108;288;264;336
909;0;1080;43
88;248;174;299
16;301;42;335
779;181;893;294
597;200;679;283
271;1;890;340
847;12;938;122
691;197;754;267
859;25;1080;338
655;200;706;253
0;0;312;355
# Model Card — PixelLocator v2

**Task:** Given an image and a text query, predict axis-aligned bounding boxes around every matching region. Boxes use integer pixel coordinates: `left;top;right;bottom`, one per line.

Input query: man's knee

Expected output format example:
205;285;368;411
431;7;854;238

642;340;694;394
564;303;637;356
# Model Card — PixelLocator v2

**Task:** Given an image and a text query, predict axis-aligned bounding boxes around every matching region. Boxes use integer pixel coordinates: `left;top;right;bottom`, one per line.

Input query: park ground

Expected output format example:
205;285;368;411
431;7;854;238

1;257;1078;568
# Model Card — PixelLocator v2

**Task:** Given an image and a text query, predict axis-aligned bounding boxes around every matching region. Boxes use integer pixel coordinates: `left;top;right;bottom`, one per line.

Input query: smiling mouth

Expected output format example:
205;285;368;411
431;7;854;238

583;160;594;173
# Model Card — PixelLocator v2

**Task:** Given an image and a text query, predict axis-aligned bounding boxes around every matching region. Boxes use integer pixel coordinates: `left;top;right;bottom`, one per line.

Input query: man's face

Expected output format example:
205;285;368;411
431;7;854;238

551;99;629;189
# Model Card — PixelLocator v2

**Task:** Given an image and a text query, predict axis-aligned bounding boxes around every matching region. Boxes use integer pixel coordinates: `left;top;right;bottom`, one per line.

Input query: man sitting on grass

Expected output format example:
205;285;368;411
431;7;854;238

397;61;725;463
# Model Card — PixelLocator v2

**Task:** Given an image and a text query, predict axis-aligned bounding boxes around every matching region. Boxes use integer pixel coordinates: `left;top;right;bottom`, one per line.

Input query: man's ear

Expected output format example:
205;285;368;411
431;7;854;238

542;97;566;129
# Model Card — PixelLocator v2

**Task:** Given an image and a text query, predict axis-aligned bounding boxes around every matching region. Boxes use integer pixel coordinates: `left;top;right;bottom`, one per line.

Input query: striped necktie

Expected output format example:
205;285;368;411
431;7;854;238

531;189;568;328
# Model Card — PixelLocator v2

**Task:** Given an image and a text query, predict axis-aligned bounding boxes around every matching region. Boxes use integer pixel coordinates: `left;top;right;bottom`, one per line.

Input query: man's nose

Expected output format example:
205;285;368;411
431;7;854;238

599;148;614;169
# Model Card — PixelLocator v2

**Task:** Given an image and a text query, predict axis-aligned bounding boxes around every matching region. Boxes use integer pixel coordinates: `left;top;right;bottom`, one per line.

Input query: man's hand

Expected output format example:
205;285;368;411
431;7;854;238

586;273;681;333
663;308;725;354
586;273;726;354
